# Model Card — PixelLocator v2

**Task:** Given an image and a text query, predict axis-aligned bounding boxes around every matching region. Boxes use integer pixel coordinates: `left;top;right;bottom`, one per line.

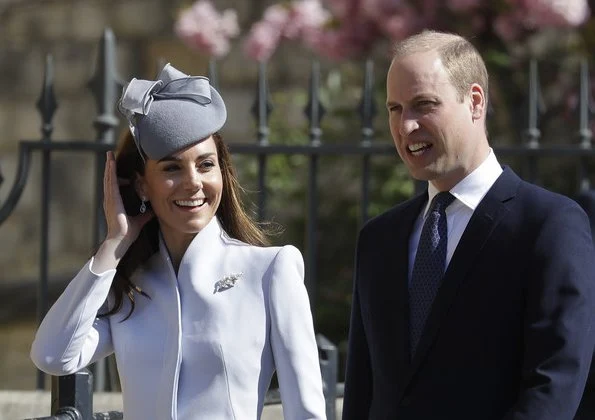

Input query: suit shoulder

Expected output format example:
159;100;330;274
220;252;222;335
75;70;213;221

517;180;584;215
507;180;592;237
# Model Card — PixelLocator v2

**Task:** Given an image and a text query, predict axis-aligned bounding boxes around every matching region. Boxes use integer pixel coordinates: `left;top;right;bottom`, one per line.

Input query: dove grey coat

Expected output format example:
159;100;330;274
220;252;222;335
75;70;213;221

31;217;325;420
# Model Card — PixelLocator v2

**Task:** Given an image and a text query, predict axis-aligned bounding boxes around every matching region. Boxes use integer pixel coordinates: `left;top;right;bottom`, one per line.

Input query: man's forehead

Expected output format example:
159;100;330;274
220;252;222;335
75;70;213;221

387;55;449;100
389;51;444;79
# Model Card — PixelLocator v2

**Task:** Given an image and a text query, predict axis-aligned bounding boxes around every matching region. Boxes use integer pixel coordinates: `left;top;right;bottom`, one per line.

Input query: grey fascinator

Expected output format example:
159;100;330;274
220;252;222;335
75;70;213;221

118;63;227;160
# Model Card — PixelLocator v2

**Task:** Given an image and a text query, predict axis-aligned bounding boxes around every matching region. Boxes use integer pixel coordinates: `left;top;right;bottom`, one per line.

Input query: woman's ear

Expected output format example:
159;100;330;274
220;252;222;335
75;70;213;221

134;173;147;200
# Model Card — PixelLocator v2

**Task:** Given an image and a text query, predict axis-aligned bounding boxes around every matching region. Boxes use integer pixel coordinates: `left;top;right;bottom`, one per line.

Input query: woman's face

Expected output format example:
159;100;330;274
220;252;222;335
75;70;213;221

137;135;223;245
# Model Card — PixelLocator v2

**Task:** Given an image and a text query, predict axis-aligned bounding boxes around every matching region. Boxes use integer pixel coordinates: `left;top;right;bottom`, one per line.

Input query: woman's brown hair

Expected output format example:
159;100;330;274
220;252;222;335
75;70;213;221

101;130;269;320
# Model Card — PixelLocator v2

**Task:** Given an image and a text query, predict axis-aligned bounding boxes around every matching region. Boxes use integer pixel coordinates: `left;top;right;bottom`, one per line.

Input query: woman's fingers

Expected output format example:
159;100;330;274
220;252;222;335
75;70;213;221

104;152;127;236
103;151;150;245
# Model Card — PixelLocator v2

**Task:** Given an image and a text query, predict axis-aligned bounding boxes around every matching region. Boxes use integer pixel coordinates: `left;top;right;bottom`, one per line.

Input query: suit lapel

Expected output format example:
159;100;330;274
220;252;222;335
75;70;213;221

391;194;428;384
398;167;520;399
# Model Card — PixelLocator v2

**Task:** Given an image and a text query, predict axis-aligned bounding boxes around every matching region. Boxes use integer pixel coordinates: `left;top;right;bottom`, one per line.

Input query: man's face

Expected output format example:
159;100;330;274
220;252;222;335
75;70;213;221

386;50;486;191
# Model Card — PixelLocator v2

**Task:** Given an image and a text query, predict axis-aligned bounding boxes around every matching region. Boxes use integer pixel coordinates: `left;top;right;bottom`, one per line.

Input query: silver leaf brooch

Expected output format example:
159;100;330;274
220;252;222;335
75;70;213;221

213;272;243;294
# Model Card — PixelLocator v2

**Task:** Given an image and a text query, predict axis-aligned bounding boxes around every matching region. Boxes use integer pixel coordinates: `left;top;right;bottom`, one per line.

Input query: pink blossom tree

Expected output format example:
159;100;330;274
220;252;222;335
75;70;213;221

242;0;592;61
174;0;240;59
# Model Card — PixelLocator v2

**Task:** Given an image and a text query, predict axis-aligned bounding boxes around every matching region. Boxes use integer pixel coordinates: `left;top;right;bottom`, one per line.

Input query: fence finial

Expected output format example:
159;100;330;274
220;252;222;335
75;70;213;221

88;27;122;145
578;58;593;148
36;54;57;141
305;60;324;146
251;61;272;146
358;58;376;145
209;58;219;91
524;59;544;148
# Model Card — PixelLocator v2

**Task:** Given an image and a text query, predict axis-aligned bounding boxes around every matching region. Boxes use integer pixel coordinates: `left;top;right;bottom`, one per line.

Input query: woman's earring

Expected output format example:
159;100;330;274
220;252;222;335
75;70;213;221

139;197;147;214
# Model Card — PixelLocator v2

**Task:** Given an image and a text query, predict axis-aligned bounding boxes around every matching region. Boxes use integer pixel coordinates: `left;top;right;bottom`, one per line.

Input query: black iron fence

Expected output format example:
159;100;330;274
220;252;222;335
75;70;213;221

1;28;594;418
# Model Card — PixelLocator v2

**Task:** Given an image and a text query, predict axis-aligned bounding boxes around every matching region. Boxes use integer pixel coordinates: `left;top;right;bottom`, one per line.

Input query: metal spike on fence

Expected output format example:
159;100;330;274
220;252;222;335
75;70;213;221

251;61;272;146
36;54;57;141
305;60;324;146
524;59;543;148
358;59;376;224
36;55;56;392
88;27;122;145
358;59;376;145
578;58;593;148
208;57;219;91
88;27;122;393
304;60;322;311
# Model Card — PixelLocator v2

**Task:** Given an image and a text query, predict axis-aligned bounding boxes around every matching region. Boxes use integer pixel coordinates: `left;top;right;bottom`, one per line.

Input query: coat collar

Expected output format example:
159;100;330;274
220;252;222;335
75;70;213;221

158;216;224;272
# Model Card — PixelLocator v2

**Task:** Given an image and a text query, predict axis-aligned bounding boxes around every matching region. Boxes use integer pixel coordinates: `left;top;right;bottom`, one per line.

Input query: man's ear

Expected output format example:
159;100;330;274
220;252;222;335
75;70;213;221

470;83;486;120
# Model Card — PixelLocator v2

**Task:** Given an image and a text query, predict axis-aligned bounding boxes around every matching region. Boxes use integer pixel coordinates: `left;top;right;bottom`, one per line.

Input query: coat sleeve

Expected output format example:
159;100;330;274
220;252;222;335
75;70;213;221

503;201;595;420
30;258;115;376
268;245;327;420
342;230;373;420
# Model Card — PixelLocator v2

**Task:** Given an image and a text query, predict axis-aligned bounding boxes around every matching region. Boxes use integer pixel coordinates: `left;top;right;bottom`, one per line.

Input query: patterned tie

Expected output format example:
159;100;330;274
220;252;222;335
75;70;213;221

409;191;455;356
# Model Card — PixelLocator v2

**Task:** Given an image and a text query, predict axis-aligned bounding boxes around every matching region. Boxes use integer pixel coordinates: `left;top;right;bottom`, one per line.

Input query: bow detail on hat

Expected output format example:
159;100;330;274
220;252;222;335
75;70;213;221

118;63;213;120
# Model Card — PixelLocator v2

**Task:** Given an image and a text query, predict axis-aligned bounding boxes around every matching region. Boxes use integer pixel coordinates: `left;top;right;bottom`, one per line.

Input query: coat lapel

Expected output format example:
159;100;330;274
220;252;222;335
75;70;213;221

398;167;520;399
381;193;428;388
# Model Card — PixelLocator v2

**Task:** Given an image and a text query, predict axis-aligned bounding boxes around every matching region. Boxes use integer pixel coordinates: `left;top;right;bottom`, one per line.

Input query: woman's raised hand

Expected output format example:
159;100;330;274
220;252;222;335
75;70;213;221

93;152;154;272
103;151;154;244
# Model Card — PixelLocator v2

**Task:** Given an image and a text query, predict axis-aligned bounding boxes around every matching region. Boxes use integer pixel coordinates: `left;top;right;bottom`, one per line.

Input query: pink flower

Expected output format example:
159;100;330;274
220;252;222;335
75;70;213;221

374;4;420;40
284;0;331;39
244;0;331;61
174;0;240;58
304;17;380;60
520;0;590;27
243;21;284;62
262;4;291;28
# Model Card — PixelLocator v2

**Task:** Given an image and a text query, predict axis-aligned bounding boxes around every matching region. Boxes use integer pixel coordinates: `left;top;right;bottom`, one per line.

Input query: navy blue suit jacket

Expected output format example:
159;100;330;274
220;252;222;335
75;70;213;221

343;167;595;420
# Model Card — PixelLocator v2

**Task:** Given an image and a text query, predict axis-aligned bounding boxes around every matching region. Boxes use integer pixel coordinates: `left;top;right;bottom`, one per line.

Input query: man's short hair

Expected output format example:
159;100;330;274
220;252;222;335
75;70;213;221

392;30;489;105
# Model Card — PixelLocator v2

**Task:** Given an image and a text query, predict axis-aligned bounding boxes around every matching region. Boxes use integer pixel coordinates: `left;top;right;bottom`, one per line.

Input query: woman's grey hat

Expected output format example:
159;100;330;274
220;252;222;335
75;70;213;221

118;63;226;160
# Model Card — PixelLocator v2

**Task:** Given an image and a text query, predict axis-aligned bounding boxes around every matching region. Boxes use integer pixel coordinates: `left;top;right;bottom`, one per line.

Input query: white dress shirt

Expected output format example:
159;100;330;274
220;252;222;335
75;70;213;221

408;149;503;280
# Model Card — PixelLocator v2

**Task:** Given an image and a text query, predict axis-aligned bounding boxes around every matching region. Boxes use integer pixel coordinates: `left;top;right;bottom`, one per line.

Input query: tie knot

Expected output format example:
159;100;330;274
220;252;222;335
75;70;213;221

430;191;455;212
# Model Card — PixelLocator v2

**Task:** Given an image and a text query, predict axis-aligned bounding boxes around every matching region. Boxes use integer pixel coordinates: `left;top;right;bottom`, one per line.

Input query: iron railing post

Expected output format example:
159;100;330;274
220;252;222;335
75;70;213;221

51;370;93;419
250;60;272;222
523;59;543;184
577;58;593;193
304;60;324;311
87;27;121;392
35;53;58;390
317;334;338;420
358;58;376;224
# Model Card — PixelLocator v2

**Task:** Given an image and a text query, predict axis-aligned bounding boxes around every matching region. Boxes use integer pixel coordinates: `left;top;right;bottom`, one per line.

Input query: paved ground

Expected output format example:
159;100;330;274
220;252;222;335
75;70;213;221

0;390;343;419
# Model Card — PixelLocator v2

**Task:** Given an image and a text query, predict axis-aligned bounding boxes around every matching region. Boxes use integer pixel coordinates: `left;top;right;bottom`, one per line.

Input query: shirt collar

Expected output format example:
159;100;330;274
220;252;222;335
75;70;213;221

424;148;502;216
